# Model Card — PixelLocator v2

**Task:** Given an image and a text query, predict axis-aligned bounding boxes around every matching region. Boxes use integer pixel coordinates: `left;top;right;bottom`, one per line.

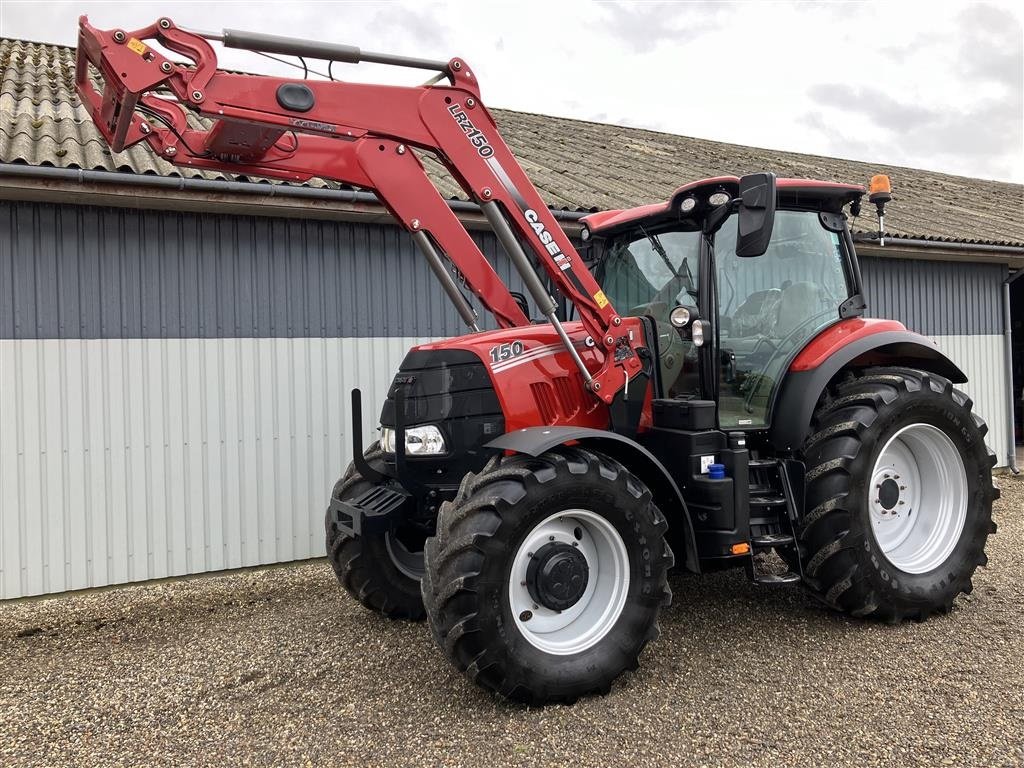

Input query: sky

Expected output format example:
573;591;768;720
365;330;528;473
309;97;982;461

1;0;1021;183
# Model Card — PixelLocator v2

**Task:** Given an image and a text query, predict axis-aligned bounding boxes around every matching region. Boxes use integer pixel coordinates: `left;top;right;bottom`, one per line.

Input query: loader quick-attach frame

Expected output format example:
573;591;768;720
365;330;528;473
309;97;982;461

75;15;647;403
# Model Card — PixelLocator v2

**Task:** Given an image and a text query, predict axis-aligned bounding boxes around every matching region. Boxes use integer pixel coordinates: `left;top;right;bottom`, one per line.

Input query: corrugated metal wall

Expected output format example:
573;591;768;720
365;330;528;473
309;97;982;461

0;201;1013;598
930;335;1010;468
0;336;426;599
859;255;1011;464
2;200;514;599
860;256;1006;336
0;201;528;340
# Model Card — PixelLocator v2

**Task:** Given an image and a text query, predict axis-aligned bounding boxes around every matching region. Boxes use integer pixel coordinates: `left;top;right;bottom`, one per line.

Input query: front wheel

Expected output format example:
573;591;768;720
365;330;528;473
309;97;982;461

798;367;998;621
422;447;674;704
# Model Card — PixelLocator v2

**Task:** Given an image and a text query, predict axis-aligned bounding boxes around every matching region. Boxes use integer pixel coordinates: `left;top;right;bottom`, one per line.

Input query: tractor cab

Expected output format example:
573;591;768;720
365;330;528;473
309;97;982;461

584;175;866;432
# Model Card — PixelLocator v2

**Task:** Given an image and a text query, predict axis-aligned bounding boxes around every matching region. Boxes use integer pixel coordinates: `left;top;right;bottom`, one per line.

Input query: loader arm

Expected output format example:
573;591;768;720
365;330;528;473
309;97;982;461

75;16;645;404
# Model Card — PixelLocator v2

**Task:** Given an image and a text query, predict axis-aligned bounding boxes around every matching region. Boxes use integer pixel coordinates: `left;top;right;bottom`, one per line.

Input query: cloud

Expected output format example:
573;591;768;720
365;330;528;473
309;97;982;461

802;3;1022;180
367;3;450;52
586;0;728;52
955;3;1024;85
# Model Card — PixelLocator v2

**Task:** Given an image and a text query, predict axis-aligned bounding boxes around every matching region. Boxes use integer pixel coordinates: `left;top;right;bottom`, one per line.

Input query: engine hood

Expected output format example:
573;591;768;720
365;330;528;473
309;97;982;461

402;321;609;432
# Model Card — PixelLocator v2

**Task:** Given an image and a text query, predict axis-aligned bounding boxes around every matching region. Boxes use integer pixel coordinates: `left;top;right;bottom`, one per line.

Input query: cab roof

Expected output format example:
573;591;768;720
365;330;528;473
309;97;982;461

581;176;865;236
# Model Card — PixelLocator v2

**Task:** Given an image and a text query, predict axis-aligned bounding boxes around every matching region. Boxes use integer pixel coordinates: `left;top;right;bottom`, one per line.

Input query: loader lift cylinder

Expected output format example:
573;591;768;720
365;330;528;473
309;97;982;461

411;230;480;332
221;28;452;72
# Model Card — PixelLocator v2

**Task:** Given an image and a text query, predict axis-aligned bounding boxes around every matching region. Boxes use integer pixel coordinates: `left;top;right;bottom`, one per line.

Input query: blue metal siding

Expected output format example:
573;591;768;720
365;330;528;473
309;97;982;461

860;255;1006;336
0;201;531;340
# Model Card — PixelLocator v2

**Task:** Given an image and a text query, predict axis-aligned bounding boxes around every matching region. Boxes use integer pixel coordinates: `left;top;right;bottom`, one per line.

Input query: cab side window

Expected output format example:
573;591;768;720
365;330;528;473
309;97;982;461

715;211;848;427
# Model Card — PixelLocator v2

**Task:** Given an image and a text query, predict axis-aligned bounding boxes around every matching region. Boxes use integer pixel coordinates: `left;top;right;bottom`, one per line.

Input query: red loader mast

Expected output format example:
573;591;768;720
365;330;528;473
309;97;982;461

75;16;646;404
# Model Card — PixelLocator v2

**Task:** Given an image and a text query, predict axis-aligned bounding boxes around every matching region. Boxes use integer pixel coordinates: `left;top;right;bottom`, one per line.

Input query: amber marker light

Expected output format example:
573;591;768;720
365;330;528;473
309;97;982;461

868;174;893;246
869;173;892;199
731;542;751;556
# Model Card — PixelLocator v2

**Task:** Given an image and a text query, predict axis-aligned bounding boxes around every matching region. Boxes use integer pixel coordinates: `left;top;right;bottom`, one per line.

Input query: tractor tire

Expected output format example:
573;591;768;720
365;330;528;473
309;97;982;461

798;367;998;622
422;447;673;704
325;441;426;621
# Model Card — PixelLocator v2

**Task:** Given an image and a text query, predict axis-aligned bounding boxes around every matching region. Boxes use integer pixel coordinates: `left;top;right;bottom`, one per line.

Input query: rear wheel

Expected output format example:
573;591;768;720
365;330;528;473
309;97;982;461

798;367;998;621
325;442;426;620
422;447;673;704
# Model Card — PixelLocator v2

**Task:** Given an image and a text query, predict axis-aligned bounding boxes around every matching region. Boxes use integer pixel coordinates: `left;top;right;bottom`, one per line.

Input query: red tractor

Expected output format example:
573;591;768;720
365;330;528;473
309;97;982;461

77;18;998;704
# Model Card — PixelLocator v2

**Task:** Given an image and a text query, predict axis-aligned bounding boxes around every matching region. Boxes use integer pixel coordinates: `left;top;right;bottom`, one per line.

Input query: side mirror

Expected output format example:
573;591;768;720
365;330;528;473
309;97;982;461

735;172;777;257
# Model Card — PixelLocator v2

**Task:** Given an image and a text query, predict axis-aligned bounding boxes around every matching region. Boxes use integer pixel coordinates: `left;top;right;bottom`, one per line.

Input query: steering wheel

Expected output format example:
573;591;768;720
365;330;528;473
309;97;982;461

741;308;836;414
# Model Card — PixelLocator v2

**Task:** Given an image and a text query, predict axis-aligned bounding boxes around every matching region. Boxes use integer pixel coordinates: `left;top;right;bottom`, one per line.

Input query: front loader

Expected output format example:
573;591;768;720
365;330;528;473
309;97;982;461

76;17;998;705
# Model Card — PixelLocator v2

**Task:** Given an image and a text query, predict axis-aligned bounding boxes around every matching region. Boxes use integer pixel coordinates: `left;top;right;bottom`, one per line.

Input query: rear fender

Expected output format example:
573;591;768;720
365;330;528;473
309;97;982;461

771;329;968;452
486;427;700;573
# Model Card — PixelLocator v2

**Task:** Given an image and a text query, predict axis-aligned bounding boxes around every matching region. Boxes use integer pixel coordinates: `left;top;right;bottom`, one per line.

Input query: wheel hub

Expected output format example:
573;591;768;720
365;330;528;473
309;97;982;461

526;542;590;611
877;477;901;510
508;509;630;655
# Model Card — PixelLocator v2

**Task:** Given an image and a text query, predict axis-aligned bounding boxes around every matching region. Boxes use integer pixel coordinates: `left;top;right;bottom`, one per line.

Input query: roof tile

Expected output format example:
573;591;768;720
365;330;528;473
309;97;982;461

1;37;1022;247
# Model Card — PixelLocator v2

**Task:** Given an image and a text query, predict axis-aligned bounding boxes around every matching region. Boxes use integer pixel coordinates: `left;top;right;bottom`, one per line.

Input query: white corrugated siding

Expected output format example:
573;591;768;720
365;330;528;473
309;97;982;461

0;336;435;599
0;333;1011;600
931;334;1010;468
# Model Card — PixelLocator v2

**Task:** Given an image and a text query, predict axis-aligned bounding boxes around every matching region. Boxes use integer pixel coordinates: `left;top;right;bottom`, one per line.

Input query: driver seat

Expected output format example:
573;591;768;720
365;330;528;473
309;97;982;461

724;288;781;357
731;288;782;339
775;282;822;337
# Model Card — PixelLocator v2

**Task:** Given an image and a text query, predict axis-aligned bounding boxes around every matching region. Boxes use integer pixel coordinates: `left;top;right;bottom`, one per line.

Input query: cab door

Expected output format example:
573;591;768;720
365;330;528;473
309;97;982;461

712;210;853;428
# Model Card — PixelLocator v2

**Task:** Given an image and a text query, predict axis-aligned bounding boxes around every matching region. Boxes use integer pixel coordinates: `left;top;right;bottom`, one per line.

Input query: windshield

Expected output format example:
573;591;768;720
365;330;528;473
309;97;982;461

599;230;701;312
715;210;851;428
597;229;702;398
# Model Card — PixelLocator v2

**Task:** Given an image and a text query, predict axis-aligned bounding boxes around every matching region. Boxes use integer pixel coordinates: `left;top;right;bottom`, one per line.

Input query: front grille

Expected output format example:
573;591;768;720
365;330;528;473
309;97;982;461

378;348;504;488
380;349;501;427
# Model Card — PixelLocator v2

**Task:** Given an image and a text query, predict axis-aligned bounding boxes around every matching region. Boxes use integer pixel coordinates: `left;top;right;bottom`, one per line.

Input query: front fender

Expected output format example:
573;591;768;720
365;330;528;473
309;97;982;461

771;329;968;452
486;427;700;573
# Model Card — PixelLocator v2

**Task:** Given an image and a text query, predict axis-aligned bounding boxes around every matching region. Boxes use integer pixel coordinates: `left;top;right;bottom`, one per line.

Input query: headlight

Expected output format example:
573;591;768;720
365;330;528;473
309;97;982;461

379;425;447;456
708;191;731;207
669;305;691;328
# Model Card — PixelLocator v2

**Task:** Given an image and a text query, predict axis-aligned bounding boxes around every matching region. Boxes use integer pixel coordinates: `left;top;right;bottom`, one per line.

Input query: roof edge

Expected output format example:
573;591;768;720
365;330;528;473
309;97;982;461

0;162;590;222
2;163;1021;252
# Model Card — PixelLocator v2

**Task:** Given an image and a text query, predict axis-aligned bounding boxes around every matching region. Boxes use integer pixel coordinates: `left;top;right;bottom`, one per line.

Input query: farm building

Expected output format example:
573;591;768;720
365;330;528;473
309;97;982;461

1;37;1022;599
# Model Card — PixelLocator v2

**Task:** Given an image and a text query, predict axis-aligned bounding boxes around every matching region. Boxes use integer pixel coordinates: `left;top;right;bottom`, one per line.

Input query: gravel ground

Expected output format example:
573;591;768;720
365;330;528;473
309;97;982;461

2;476;1022;768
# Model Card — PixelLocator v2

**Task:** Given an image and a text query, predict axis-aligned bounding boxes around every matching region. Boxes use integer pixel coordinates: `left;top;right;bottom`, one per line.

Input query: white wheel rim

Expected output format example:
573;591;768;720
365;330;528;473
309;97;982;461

869;423;968;574
508;509;629;656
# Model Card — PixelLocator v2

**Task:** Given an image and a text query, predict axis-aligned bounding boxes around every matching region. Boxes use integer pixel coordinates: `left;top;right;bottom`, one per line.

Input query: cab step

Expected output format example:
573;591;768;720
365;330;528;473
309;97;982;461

744;456;804;587
752;532;794;548
753;571;801;586
750;495;787;507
